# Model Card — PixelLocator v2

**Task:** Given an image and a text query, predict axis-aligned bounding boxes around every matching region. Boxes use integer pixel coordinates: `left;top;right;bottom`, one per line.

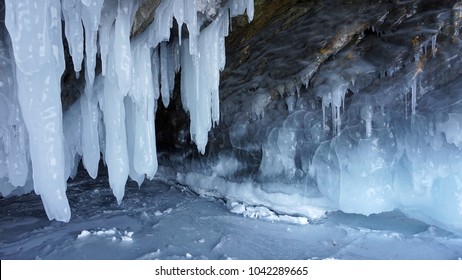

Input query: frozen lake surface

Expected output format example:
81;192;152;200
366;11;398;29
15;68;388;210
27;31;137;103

1;168;462;260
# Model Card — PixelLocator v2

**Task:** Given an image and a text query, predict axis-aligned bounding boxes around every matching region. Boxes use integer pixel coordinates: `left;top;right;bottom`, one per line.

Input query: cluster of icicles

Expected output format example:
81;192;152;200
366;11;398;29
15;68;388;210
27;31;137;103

0;0;253;221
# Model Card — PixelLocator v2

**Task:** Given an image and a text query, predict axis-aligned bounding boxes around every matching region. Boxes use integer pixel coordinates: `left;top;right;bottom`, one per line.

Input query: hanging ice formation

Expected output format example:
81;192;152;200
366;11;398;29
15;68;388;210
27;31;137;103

0;0;254;222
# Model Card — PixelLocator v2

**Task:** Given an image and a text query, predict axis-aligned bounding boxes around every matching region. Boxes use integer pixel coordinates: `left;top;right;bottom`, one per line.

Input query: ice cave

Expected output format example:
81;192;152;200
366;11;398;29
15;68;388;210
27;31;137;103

1;0;462;259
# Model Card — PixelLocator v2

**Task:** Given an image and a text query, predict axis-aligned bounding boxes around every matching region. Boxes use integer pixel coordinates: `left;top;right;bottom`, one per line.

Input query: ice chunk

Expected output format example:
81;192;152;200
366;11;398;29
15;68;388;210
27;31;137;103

77;230;91;239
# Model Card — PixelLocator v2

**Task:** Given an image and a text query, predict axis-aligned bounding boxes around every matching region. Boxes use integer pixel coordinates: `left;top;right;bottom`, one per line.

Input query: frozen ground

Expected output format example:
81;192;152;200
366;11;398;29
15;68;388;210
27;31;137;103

1;167;462;260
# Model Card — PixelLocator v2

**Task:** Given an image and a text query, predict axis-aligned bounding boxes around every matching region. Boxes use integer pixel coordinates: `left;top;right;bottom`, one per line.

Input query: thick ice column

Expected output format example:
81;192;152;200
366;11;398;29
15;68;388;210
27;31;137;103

130;43;158;179
102;28;129;204
5;0;70;222
180;39;202;150
79;0;104;179
114;0;134;95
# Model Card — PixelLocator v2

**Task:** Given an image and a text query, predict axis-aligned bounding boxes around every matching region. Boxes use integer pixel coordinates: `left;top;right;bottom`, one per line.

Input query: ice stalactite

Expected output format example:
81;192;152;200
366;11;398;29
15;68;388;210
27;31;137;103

129;41;158;182
0;29;29;191
61;0;84;74
0;0;254;221
4;0;70;221
80;0;104;180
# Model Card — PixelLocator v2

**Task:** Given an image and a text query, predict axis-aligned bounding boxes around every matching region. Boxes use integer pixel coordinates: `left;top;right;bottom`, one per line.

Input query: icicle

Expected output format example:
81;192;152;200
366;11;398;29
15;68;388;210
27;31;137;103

322;96;328;132
173;0;185;43
124;97;145;187
411;77;417;115
361;103;373;138
404;88;409;119
102;26;129;204
180;39;193;113
151;47;161;100
130;43;158;179
184;0;199;56
160;41;170;107
5;0;70;222
63;99;82;180
61;0;84;73
80;94;100;179
81;0;104;92
331;87;347;136
99;0;118;76
431;33;437;57
77;0;105;180
167;41;177;98
146;0;173;48
411;54;421;116
170;40;181;73
246;0;255;21
114;0;134;95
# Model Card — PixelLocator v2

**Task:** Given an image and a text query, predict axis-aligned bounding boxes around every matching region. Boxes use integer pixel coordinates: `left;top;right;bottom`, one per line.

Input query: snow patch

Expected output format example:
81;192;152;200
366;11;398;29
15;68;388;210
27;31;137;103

176;171;328;221
228;201;309;225
76;227;134;242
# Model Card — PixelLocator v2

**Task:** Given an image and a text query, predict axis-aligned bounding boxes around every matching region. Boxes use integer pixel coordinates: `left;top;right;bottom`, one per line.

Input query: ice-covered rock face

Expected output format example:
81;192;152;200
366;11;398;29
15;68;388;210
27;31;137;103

164;0;462;233
1;0;462;234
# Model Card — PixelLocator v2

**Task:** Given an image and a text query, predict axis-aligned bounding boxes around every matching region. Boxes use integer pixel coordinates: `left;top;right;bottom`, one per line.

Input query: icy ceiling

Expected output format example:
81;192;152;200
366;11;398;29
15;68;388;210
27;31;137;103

1;0;462;234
